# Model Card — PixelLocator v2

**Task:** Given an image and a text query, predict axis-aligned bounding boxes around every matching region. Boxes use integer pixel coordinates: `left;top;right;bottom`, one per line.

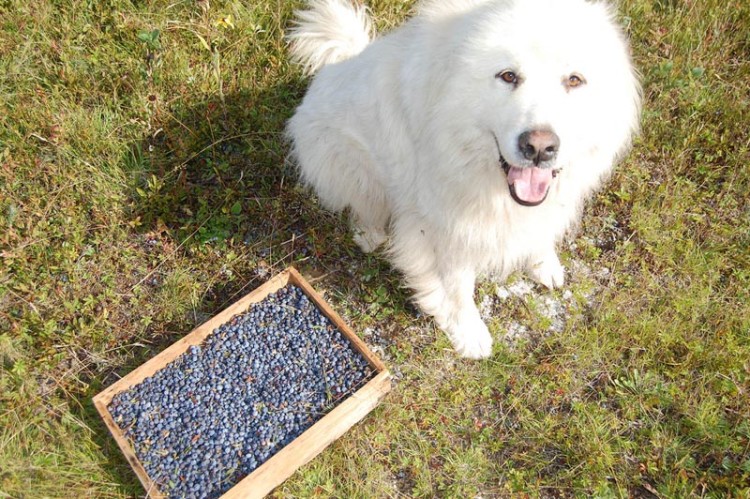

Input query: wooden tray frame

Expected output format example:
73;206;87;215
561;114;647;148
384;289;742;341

93;267;391;498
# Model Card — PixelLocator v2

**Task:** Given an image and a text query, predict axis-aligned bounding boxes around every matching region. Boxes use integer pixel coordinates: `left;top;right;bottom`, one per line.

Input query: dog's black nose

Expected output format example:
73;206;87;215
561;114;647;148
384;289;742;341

518;129;560;166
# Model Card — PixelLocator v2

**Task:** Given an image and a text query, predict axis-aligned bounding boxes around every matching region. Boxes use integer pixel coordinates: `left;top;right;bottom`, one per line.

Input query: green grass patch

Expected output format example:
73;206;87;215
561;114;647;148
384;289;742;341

1;0;749;496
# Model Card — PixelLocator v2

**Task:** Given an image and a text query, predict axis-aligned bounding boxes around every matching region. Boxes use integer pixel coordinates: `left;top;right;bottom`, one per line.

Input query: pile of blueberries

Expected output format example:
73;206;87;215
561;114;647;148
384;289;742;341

109;284;375;498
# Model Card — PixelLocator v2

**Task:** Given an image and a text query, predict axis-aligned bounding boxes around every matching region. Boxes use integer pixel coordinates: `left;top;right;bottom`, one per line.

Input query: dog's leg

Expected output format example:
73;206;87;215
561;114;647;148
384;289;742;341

351;208;388;253
352;226;388;253
345;162;390;253
290;115;390;253
429;266;493;359
526;247;565;289
391;224;492;358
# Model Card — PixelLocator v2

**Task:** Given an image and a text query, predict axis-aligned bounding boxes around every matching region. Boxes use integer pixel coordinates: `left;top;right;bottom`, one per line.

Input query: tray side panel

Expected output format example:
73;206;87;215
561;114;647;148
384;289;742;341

92;396;166;498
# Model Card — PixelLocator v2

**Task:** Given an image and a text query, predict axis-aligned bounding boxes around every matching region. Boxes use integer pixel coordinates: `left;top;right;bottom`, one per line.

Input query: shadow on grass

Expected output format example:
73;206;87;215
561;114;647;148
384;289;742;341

116;81;409;313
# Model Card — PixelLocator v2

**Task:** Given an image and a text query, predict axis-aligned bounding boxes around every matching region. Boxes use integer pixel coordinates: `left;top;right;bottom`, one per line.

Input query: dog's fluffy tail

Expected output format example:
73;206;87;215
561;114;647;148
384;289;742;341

287;0;372;75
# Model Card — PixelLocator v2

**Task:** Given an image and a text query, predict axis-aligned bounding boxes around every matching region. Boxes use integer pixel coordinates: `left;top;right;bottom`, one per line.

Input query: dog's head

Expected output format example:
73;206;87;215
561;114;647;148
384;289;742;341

440;0;641;206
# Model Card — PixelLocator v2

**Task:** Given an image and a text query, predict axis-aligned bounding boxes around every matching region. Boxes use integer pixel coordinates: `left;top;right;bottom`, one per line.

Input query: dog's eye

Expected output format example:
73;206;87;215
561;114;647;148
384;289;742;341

496;70;518;85
566;73;586;88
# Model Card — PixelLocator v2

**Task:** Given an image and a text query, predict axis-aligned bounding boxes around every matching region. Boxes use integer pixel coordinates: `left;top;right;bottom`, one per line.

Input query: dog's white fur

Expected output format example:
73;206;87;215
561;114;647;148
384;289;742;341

286;0;640;358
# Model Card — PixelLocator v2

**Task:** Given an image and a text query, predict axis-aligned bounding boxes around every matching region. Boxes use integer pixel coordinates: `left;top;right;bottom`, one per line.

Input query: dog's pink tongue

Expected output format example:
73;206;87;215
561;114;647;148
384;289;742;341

507;166;553;204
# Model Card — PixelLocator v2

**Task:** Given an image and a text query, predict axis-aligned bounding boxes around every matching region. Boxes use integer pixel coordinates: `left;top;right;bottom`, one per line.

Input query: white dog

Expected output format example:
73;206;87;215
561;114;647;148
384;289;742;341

286;0;640;358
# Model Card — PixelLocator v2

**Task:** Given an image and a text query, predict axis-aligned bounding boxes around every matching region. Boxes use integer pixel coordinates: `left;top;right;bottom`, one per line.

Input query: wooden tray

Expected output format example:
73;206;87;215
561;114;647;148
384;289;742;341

93;267;391;498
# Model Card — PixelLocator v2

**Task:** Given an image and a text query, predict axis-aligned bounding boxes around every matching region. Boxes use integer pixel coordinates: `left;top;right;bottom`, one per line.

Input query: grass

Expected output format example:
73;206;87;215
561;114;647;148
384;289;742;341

1;0;749;496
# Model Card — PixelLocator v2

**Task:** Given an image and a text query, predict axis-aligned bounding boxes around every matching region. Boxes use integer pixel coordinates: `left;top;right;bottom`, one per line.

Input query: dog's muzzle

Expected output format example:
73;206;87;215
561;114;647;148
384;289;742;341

493;133;561;207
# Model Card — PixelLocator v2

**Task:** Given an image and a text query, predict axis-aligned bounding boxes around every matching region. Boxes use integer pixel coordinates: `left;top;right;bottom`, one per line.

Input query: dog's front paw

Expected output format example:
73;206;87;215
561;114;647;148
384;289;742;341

528;254;565;289
353;226;387;253
445;314;493;359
